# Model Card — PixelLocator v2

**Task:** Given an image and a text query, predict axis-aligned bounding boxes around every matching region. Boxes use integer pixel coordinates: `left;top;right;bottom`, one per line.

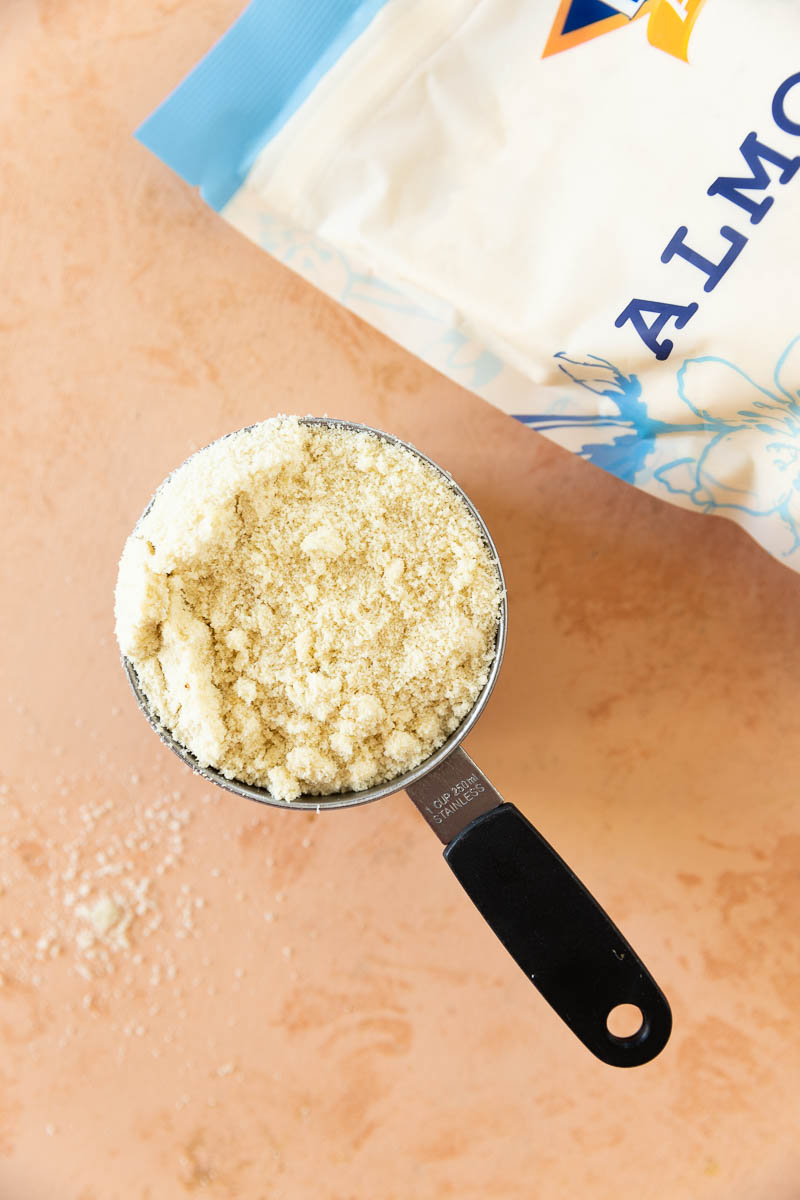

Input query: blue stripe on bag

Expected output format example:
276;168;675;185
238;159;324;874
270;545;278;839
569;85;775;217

135;0;391;211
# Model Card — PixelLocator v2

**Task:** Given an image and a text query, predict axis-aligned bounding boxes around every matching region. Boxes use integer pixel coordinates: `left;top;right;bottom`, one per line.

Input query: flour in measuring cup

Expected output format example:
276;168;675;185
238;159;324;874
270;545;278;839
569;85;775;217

115;418;501;800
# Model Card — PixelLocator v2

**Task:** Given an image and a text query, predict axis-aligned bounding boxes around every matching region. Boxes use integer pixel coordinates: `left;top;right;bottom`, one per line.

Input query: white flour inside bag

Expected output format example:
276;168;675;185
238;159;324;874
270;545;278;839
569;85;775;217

115;418;501;800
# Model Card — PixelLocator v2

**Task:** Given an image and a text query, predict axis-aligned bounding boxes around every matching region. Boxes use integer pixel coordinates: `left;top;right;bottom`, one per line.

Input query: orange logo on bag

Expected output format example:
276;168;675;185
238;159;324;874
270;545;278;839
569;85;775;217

543;0;708;62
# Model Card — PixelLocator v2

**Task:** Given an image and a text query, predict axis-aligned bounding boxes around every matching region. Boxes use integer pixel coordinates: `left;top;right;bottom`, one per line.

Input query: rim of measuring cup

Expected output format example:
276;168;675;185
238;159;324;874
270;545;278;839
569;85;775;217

121;416;508;811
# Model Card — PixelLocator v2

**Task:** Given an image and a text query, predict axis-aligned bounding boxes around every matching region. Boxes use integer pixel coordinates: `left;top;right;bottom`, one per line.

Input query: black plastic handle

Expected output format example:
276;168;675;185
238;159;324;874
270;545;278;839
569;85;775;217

444;803;672;1067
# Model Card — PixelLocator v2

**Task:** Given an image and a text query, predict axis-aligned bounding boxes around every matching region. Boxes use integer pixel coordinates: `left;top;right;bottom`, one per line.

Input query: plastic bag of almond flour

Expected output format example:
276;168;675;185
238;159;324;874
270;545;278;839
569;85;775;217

136;0;800;566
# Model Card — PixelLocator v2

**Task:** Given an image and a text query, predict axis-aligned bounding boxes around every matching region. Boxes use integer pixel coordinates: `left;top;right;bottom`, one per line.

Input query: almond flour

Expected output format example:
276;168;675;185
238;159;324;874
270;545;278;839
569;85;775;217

115;417;501;801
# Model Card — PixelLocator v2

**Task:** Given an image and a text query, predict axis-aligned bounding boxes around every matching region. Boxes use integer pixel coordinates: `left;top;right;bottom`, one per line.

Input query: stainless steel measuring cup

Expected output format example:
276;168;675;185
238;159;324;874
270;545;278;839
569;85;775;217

122;417;672;1067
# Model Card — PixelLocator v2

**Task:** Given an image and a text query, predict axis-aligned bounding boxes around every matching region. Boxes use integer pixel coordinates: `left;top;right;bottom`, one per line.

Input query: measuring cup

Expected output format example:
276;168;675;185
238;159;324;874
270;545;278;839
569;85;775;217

122;417;672;1067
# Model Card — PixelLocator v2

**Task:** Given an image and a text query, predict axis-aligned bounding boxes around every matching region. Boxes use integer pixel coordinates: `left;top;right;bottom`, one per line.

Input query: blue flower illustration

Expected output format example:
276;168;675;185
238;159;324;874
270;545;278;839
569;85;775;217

516;336;800;555
516;352;701;483
655;340;800;553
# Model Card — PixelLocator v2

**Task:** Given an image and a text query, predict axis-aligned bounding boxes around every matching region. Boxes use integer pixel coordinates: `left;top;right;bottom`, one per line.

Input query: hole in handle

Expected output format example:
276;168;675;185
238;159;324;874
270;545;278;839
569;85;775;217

606;1003;644;1040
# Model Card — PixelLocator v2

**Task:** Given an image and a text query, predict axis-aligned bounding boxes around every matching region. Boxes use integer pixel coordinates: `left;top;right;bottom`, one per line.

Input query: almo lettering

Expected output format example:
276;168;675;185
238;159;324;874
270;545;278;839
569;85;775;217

616;70;800;361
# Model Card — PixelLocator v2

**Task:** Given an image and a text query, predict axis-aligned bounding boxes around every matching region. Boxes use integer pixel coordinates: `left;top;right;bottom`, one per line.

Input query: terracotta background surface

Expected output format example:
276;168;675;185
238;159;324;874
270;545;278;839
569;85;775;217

2;3;800;1198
